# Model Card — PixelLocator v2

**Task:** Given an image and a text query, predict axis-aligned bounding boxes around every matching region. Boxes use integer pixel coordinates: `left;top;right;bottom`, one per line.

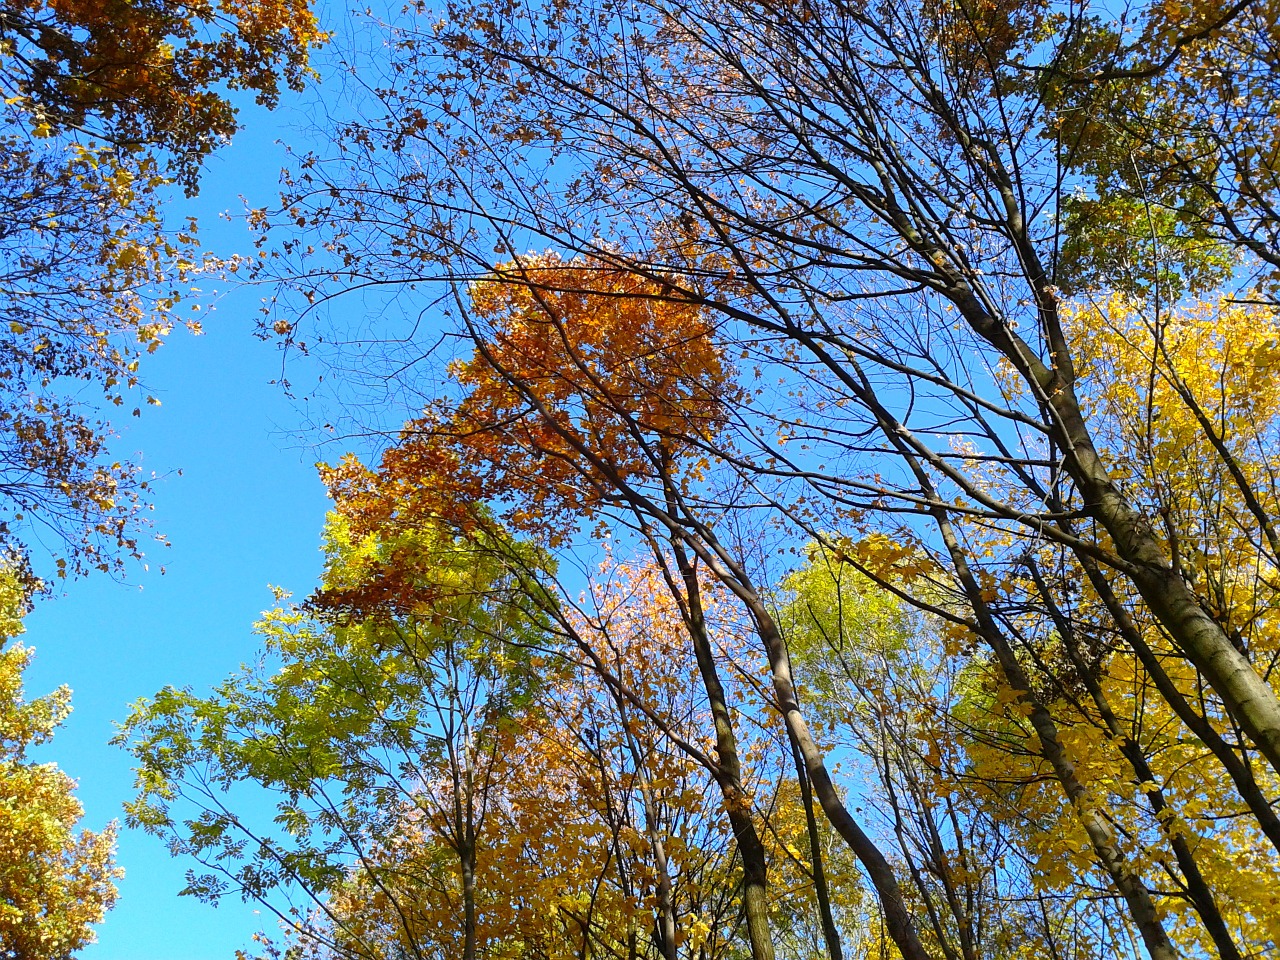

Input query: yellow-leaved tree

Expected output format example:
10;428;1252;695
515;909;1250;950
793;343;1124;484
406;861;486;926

0;566;120;957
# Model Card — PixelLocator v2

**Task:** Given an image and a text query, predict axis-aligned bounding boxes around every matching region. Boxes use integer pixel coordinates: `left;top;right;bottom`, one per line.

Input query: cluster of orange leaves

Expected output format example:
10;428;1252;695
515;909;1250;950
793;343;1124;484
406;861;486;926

10;0;323;187
327;255;735;545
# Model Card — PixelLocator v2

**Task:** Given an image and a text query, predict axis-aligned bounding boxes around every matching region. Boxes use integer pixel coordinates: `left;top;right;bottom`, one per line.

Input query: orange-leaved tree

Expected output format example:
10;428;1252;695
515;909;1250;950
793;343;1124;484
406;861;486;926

321;254;937;960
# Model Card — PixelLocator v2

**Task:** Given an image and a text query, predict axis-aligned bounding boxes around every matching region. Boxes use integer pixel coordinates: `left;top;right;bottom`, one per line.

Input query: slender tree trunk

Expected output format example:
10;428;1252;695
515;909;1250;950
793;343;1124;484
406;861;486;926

663;513;935;960
749;600;935;960
1026;560;1245;960
983;629;1180;960
618;698;680;960
649;831;679;960
977;301;1280;775
1072;546;1280;855
933;512;1180;960
790;738;844;960
671;539;776;960
461;839;477;960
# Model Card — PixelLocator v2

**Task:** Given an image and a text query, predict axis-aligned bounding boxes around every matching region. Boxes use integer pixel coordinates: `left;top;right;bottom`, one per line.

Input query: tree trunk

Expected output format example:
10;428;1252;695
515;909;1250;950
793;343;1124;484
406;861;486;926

975;298;1280;777
790;738;844;960
672;539;776;960
666;520;935;960
1075;548;1280;855
461;841;477;960
933;512;1180;960
1027;559;1245;960
751;601;935;960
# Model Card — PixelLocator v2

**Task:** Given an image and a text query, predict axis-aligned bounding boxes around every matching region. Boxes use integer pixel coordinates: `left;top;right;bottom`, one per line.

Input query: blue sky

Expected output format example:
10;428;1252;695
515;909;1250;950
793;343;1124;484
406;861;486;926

23;95;351;959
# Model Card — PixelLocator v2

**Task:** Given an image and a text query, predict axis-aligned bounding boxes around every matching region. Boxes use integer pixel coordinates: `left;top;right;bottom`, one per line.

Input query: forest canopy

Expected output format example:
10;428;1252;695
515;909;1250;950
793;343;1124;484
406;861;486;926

34;0;1280;956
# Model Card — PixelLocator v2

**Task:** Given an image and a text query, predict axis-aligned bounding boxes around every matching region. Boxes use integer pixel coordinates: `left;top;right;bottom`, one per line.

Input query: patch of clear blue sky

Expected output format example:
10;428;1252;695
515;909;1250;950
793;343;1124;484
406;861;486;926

22;70;367;960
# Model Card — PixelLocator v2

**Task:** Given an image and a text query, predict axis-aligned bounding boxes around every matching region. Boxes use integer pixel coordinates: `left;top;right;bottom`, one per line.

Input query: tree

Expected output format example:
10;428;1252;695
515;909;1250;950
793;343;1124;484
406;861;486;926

780;543;1280;960
241;0;1280;955
0;0;321;187
777;553;1003;960
317;257;939;960
0;565;120;957
124;509;826;960
0;0;322;577
122;513;557;956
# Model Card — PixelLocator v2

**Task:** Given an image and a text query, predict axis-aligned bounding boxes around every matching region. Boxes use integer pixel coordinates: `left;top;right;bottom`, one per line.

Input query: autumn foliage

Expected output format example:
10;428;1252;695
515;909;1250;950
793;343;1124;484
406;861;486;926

0;0;321;577
0;568;119;958
109;0;1280;957
327;255;733;543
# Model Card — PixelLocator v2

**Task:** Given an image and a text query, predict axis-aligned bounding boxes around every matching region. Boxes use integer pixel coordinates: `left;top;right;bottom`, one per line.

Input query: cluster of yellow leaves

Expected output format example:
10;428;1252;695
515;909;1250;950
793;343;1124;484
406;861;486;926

785;526;1280;956
834;533;941;587
0;567;120;958
1072;293;1280;650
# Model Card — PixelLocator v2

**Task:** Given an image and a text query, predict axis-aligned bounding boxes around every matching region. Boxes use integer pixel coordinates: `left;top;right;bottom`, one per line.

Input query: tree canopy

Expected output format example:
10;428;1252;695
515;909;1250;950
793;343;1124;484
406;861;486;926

0;0;321;578
71;0;1280;956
